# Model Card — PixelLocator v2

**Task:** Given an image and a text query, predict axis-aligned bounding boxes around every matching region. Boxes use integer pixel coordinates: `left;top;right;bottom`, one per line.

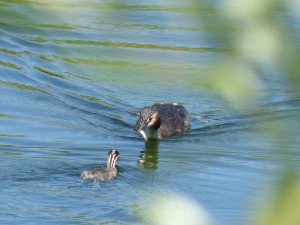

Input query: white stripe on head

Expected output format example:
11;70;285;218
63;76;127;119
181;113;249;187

107;152;113;168
111;154;119;168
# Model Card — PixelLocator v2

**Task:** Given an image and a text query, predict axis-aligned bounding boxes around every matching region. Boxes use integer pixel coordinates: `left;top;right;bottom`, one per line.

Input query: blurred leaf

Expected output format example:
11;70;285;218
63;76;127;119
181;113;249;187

251;171;300;225
143;193;214;225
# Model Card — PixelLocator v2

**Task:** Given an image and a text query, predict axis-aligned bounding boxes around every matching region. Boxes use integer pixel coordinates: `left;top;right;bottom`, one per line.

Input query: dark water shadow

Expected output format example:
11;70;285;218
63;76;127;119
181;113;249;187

138;139;159;169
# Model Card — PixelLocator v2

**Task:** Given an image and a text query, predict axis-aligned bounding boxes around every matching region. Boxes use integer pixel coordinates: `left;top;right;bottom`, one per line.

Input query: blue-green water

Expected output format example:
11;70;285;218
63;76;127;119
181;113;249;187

1;1;300;225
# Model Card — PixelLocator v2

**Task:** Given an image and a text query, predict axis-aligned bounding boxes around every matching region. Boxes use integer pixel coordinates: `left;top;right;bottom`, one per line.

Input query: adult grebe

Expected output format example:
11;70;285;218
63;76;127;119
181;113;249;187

81;149;120;180
135;103;190;141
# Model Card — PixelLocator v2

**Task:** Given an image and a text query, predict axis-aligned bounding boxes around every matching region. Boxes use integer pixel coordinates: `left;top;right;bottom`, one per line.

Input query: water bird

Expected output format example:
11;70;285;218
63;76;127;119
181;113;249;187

135;103;190;141
81;149;120;180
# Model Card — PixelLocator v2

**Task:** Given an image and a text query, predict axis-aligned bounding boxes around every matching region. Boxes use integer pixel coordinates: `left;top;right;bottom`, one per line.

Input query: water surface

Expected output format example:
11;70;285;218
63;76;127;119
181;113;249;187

1;1;300;225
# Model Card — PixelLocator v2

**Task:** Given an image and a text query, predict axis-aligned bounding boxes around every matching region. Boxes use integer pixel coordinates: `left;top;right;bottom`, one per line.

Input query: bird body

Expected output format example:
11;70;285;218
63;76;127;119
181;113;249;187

135;103;190;141
81;167;118;180
81;149;119;180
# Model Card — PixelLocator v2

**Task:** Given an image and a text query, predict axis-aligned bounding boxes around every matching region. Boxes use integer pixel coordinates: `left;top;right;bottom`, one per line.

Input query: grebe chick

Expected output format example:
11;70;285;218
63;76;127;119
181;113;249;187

135;103;190;141
81;149;120;180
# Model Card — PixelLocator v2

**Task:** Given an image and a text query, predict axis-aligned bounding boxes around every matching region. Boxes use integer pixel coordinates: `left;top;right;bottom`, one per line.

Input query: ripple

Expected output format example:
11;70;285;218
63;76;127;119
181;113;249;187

0;80;52;95
51;39;220;52
0;47;21;56
33;66;67;79
0;60;23;70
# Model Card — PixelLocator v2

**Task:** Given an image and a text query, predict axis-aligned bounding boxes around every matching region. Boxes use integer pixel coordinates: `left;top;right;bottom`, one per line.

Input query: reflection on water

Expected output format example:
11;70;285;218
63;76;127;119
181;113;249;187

139;139;159;169
0;1;300;225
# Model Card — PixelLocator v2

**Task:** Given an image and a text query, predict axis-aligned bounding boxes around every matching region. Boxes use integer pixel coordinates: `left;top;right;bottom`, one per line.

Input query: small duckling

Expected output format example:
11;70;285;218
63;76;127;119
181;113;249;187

81;149;120;180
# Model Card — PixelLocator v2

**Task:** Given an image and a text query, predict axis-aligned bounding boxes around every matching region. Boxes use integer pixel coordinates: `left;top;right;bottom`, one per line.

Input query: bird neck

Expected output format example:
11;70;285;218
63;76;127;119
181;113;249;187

140;126;158;142
107;155;117;168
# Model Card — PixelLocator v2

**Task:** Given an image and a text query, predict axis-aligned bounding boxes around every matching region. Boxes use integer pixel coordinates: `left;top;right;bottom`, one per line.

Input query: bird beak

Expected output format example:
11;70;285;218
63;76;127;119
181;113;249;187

139;129;148;141
138;120;149;133
138;122;148;141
